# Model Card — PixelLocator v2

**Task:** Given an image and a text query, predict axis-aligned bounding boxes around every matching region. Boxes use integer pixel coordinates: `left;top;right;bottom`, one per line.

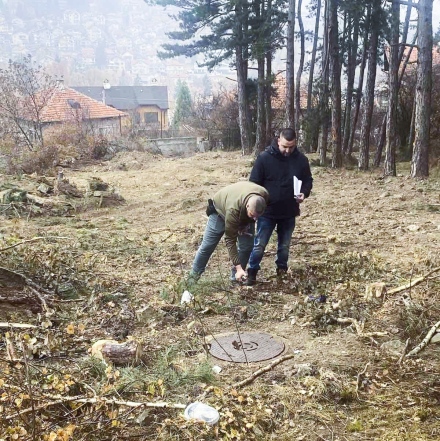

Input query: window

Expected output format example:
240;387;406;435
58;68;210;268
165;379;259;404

144;112;158;123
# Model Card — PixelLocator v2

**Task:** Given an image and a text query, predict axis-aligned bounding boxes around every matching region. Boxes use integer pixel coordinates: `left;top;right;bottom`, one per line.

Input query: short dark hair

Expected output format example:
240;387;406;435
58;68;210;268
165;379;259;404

249;195;266;215
279;128;296;141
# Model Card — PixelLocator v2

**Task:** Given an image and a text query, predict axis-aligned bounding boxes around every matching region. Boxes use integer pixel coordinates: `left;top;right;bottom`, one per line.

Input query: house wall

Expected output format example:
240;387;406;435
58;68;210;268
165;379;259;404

140;137;198;157
41;116;127;140
136;105;168;128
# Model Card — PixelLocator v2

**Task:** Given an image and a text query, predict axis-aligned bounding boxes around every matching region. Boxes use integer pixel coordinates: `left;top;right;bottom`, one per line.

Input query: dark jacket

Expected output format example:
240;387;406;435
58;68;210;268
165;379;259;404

249;141;313;219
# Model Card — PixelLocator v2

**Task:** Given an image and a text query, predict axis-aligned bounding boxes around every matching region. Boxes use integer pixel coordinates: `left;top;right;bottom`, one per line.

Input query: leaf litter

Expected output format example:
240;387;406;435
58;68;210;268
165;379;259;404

0;150;439;440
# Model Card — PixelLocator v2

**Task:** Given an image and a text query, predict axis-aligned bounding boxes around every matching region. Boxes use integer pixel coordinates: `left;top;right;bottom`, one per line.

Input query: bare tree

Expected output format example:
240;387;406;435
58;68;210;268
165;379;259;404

0;55;56;151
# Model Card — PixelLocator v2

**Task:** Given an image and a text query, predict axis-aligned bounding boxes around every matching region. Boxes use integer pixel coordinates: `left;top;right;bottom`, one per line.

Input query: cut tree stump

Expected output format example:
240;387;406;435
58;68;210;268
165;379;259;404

0;267;45;316
91;339;142;365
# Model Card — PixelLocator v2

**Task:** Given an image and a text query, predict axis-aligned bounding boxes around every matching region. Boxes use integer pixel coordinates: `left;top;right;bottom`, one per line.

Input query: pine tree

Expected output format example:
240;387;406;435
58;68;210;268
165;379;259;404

173;80;193;128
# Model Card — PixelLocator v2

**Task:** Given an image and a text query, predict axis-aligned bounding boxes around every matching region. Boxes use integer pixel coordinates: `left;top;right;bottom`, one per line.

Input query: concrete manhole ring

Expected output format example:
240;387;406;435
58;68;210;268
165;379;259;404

209;332;285;363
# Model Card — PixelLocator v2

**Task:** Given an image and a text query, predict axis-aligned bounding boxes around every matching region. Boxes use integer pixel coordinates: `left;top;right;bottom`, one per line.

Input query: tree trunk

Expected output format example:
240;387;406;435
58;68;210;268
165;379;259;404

307;0;321;112
348;4;370;156
318;0;330;166
265;51;273;148
255;55;266;152
295;0;305;137
358;0;380;170
374;115;387;166
236;45;251;154
411;0;433;178
384;0;399;176
408;92;417;154
342;14;359;157
285;0;295;128
329;0;342;168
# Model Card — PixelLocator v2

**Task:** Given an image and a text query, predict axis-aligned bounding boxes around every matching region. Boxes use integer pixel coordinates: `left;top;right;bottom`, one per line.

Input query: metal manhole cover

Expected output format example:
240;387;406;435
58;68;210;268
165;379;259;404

209;332;285;363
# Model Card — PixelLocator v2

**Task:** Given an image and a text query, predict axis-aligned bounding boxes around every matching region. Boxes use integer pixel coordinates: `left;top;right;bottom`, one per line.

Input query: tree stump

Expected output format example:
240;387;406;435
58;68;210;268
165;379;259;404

91;339;142;365
0;267;44;316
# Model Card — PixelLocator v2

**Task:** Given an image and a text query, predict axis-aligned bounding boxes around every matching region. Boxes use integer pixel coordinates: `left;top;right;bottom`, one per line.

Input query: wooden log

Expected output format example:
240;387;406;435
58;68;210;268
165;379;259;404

0;268;46;316
91;339;142;365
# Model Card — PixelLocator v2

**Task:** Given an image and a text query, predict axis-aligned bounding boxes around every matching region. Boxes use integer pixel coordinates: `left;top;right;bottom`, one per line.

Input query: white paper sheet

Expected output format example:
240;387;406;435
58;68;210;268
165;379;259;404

293;176;302;196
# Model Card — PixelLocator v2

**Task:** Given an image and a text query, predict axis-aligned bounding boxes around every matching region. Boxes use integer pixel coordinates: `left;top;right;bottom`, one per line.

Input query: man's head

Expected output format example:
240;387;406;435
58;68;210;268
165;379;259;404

277;128;297;157
246;195;266;220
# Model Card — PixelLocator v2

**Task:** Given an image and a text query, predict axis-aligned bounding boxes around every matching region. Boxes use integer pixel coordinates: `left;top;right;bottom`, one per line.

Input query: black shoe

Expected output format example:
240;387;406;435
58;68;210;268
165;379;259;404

246;268;258;286
276;268;288;277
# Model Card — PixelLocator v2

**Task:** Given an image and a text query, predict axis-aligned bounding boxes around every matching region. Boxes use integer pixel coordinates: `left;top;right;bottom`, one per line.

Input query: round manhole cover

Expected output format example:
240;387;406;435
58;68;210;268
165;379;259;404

209;332;285;363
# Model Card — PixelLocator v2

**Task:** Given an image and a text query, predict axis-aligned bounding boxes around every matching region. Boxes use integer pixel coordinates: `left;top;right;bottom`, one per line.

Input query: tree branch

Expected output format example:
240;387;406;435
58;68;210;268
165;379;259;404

387;267;440;295
406;320;440;357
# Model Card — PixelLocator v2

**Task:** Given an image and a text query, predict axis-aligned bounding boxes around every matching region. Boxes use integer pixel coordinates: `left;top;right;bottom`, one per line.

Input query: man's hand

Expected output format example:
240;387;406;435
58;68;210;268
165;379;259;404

235;265;246;281
294;193;305;203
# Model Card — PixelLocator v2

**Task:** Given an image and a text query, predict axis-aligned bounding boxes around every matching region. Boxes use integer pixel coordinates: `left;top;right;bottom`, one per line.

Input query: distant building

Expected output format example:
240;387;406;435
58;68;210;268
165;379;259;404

20;80;128;142
73;85;169;130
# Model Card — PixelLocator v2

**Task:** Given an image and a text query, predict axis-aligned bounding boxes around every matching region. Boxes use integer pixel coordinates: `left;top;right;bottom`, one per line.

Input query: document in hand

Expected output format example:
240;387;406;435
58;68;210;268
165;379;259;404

293;176;302;196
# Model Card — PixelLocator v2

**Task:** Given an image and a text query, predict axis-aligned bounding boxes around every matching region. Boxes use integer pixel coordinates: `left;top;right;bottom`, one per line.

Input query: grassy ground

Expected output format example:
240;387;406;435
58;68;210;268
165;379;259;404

0;150;439;440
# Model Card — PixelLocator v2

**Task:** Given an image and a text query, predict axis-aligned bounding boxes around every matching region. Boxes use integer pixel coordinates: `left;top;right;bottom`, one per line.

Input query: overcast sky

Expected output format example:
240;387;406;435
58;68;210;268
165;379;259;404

434;3;440;34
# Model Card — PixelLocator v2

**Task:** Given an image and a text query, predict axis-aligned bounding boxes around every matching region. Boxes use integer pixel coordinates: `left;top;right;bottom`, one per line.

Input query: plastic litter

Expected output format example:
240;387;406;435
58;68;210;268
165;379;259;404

212;365;222;374
184;402;220;425
181;290;194;304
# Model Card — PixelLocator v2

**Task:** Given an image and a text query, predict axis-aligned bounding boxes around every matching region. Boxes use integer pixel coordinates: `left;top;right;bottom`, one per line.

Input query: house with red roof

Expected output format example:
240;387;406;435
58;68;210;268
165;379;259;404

22;80;128;141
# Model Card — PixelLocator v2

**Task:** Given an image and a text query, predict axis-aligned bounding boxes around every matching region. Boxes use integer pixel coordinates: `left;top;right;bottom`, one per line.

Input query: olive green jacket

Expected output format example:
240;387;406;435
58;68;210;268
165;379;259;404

213;181;269;266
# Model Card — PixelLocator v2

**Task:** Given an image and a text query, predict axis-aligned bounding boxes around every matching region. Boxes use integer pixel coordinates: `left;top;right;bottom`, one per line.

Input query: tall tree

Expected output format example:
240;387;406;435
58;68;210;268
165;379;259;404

318;0;330;166
341;3;361;157
348;3;370;156
376;2;413;167
285;0;296;128
383;0;399;176
328;0;342;168
295;0;305;136
304;0;321;152
358;0;381;170
411;0;433;177
173;80;193;127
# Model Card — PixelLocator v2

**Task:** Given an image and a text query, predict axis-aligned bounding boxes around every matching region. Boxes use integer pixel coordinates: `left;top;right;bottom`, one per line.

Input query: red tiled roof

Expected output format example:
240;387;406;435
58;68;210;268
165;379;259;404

28;85;127;123
272;74;309;110
385;45;440;71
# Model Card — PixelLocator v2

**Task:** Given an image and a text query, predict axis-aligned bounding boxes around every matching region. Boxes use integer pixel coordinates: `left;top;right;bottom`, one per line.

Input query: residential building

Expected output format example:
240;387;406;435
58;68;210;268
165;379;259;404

73;84;169;131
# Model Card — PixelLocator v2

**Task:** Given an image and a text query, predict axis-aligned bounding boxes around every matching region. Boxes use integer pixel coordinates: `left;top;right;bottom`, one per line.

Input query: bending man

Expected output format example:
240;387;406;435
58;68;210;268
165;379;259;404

247;128;313;285
189;181;269;282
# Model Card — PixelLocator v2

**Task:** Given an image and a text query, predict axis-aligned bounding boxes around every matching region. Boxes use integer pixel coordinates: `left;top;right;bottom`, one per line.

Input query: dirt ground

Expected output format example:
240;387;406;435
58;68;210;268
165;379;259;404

1;150;440;440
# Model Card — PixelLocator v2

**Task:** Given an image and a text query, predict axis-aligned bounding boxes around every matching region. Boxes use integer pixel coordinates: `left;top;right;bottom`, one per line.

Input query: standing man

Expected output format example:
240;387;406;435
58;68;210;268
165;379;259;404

189;181;269;283
246;128;313;285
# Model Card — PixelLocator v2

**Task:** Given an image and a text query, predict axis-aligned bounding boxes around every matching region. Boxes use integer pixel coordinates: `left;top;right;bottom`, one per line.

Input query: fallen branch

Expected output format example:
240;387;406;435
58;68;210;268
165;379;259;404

388;267;440;295
336;317;388;338
0;322;37;329
0;236;68;253
406;320;440;358
232;354;295;388
5;395;186;420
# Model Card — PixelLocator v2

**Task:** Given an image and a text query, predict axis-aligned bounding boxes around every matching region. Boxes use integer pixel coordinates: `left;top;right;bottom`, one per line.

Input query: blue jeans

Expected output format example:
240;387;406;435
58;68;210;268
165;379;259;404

191;214;254;278
248;216;296;271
